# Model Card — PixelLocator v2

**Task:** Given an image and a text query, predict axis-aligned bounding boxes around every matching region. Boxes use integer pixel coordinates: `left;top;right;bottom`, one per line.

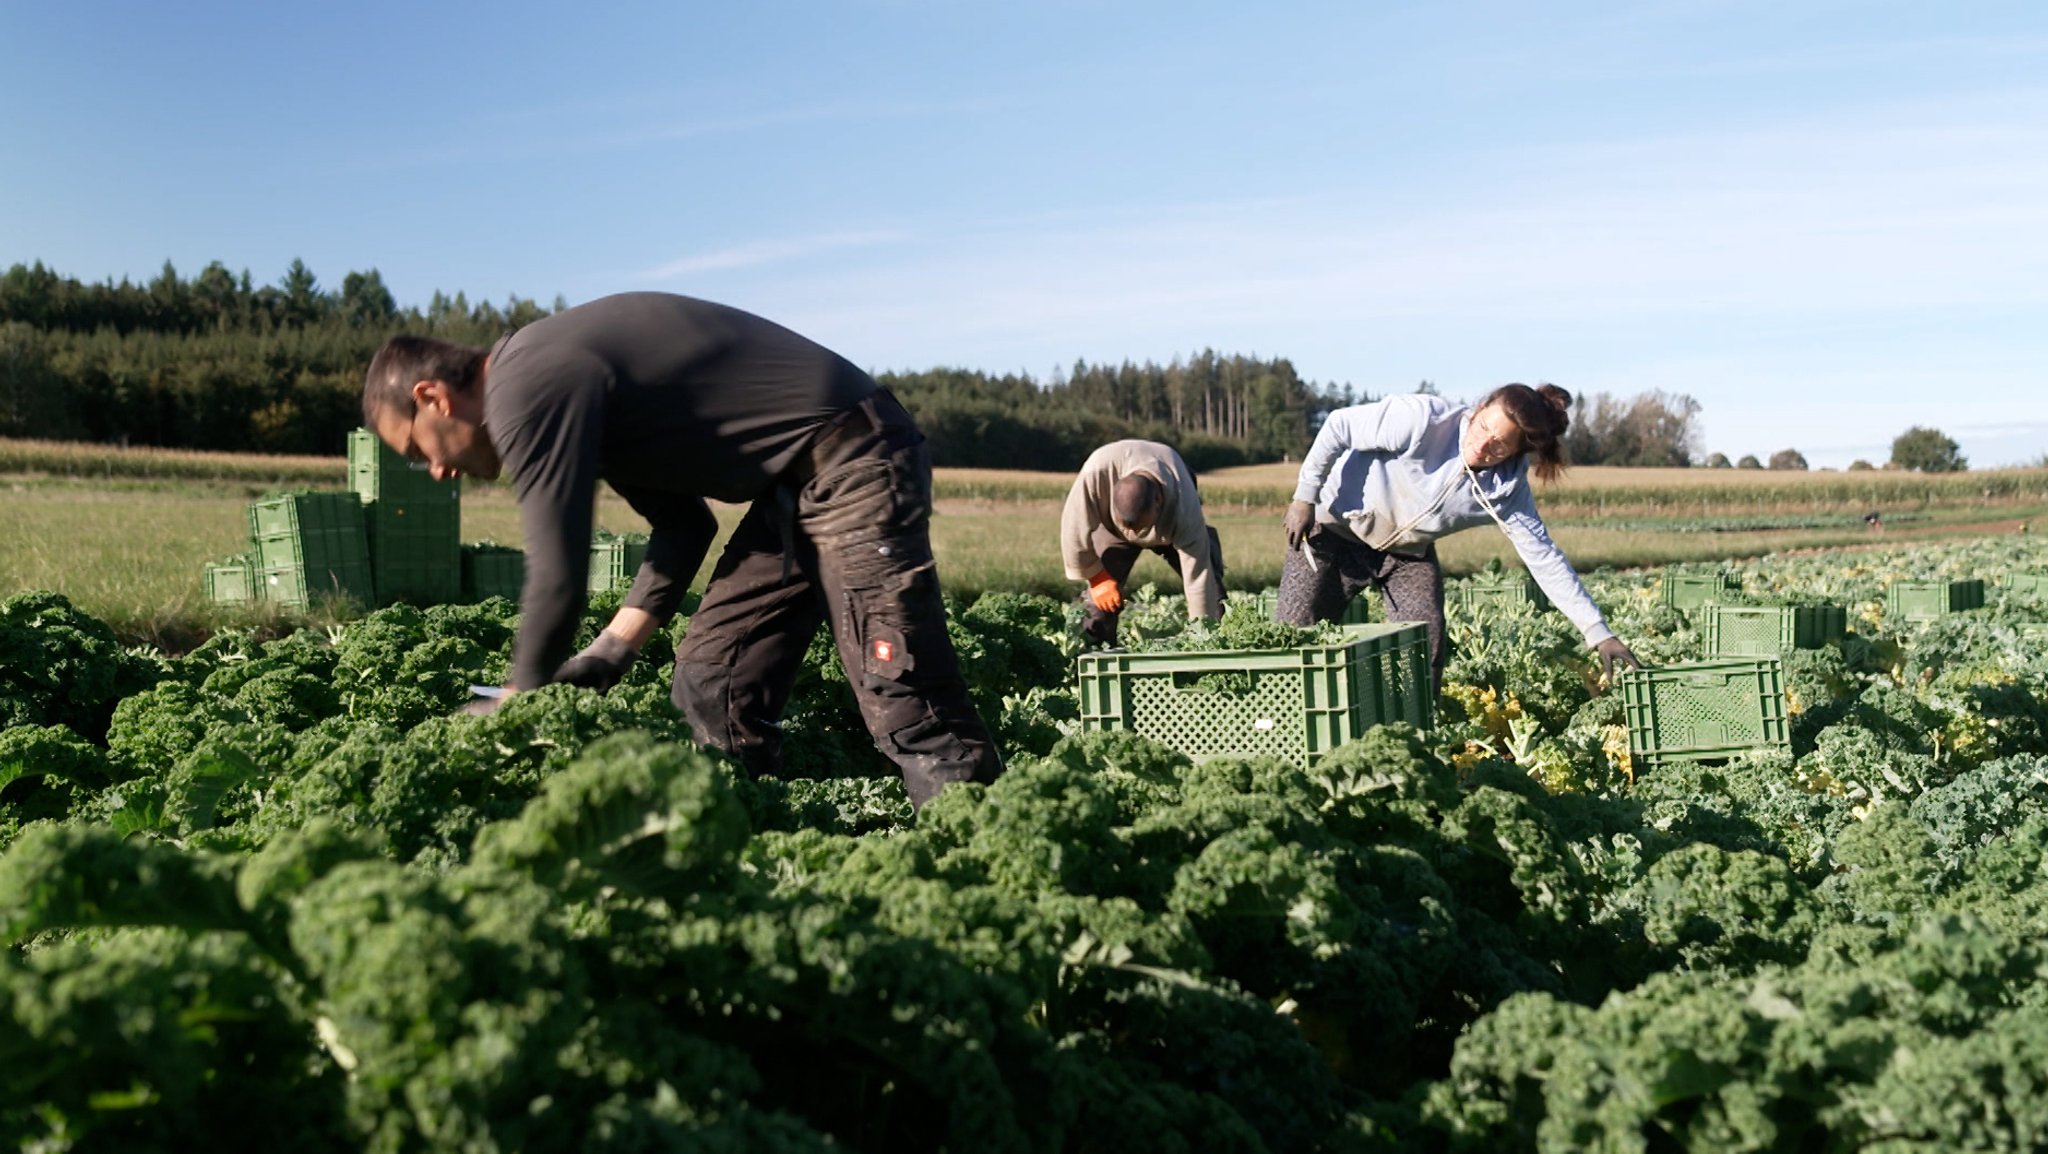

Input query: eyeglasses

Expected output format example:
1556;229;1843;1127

1469;411;1523;461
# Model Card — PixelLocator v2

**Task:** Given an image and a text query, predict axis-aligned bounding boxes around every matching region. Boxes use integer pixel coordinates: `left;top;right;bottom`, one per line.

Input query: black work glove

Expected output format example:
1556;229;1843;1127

1284;500;1316;551
1594;637;1643;691
551;631;638;693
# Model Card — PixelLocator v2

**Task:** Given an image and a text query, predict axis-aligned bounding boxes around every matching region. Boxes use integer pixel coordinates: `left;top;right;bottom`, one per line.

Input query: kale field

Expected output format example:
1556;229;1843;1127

6;535;2048;1151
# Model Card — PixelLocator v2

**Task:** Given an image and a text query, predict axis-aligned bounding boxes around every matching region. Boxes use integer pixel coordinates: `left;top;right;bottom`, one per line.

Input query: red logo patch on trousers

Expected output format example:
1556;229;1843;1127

872;639;894;663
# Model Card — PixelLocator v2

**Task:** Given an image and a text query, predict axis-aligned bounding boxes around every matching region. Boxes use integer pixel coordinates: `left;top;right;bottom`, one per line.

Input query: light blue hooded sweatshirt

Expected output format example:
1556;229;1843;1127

1293;394;1615;648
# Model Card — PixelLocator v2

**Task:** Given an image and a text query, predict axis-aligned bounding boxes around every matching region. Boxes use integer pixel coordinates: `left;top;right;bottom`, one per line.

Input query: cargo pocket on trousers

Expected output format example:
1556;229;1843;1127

856;609;917;682
847;563;933;686
844;564;973;767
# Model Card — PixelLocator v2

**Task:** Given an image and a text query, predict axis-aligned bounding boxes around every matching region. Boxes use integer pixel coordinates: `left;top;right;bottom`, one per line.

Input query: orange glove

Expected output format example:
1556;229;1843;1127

1087;570;1123;613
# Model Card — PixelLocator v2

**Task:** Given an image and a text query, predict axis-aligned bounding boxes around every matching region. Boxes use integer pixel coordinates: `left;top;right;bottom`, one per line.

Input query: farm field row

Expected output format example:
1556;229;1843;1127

6;458;2047;648
5;534;2048;1149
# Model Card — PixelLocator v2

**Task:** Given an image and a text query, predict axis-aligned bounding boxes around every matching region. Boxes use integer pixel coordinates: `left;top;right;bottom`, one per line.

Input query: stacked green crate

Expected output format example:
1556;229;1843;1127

590;532;651;595
1074;621;1432;763
349;429;461;605
462;542;526;602
1884;579;1985;623
1701;604;1848;656
248;492;374;608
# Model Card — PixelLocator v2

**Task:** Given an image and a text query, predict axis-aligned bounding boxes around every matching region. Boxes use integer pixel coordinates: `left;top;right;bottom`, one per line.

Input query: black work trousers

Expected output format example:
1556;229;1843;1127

1080;524;1226;645
1274;528;1447;687
671;391;1004;808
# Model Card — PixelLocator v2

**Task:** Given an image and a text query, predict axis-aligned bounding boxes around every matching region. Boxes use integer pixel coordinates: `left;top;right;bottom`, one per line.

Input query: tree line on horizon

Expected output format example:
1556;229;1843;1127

0;258;1974;474
0;260;1362;470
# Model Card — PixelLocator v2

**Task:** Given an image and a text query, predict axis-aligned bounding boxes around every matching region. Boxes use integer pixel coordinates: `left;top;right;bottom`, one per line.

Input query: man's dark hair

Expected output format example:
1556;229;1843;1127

362;335;488;425
1112;474;1163;528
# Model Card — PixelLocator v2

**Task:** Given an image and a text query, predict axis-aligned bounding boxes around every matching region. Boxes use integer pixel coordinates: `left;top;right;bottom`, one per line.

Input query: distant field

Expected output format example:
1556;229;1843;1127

5;436;2046;648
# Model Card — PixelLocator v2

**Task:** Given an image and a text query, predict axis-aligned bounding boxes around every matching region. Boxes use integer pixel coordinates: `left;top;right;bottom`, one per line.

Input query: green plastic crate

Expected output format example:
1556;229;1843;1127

1618;658;1790;770
365;501;461;605
1075;621;1432;763
462;542;526;602
203;555;258;605
590;533;651;595
1660;571;1740;611
248;492;374;607
1240;587;1376;626
348;427;462;505
349;428;462;605
1701;604;1847;656
1885;579;1985;622
1450;573;1550;615
2005;573;2048;599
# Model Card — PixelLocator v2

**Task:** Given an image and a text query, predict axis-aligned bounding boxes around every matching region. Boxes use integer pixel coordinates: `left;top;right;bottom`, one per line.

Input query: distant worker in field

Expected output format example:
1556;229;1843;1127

359;292;1002;808
1864;511;1884;532
1062;439;1224;645
1279;384;1641;688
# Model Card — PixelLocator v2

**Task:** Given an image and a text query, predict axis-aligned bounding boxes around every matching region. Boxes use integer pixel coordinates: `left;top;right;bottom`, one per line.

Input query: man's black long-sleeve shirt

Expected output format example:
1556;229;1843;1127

483;292;878;689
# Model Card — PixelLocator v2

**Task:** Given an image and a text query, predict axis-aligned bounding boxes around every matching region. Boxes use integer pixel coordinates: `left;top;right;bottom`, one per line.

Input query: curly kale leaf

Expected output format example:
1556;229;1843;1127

1817;802;1945;927
104;678;251;780
0;723;115;829
1611;842;1818;973
915;757;1132;898
741;773;916;837
471;731;751;899
284;858;590;1152
0;927;346;1152
0;590;160;742
0;824;254;947
1910;755;2048;879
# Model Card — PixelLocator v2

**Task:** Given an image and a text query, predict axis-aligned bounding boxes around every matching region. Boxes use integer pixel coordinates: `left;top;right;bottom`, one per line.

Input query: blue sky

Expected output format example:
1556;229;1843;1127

3;1;2044;468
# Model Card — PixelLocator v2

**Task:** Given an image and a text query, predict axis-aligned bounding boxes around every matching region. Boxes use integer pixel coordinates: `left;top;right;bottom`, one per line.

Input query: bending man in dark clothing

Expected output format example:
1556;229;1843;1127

361;291;1003;807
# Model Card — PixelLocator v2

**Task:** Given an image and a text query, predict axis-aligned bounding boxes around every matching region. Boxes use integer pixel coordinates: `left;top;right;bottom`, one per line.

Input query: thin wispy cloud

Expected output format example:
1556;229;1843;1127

709;87;2048;468
639;230;910;280
767;86;2048;337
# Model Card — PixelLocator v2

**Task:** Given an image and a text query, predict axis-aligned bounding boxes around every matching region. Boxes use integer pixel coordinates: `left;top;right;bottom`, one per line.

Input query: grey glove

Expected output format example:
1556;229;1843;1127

1595;636;1643;690
551;631;638;693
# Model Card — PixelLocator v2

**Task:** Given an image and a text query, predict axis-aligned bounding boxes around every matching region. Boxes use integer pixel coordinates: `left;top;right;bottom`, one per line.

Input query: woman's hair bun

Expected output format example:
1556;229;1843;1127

1537;383;1572;414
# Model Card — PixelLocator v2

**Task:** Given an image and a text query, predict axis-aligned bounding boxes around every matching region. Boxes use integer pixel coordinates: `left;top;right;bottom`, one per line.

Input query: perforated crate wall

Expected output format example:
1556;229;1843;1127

1351;622;1435;730
462;543;526;602
348;428;462;506
1884;579;1985;622
1451;574;1549;615
590;534;651;594
1701;604;1847;656
2006;573;2048;600
366;501;461;605
1660;572;1740;611
1075;621;1432;763
1618;658;1789;770
247;492;373;607
203;556;257;605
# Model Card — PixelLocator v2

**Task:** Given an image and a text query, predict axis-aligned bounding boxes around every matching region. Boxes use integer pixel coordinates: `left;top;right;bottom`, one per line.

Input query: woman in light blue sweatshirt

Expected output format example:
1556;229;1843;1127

1278;383;1640;687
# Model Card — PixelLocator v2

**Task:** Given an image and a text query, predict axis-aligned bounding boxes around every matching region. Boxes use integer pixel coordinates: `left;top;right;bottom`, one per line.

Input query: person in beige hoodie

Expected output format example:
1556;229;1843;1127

1061;439;1224;645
